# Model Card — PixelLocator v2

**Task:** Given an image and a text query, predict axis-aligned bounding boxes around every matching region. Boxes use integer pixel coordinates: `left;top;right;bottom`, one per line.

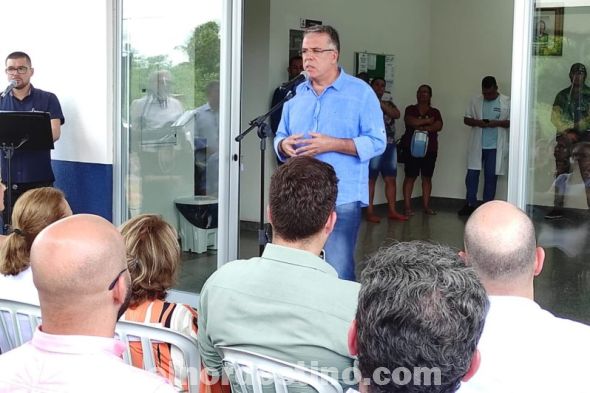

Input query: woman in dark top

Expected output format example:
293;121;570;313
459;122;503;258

401;84;443;216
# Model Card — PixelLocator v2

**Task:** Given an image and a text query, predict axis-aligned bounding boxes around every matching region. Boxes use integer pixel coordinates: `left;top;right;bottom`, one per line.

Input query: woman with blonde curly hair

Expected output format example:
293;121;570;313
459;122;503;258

119;214;198;391
0;187;72;305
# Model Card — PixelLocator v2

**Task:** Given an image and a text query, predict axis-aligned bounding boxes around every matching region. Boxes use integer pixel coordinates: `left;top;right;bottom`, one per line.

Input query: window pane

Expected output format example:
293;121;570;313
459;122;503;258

121;0;222;294
529;4;590;323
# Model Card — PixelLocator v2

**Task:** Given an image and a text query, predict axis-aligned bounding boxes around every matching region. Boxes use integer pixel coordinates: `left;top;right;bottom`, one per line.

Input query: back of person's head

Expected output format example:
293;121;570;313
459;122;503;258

119;214;180;308
354;241;488;393
0;187;71;276
464;201;537;286
31;214;130;333
481;76;497;89
269;156;337;242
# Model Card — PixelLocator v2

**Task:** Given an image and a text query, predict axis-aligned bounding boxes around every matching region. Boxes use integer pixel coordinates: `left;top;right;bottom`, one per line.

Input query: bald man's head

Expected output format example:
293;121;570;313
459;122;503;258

464;201;537;283
30;214;129;321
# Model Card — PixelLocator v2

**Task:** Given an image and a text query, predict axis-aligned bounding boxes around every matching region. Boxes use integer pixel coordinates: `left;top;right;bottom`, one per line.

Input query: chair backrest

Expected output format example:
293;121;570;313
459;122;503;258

219;346;343;393
0;298;42;353
115;319;200;393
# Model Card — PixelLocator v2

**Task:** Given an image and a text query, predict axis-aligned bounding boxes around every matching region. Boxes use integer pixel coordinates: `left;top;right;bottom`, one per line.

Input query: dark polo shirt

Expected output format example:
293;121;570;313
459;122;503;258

0;85;64;183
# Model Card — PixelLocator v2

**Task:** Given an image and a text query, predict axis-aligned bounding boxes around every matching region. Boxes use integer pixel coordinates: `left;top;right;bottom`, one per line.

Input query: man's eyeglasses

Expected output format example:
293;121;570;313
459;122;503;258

108;267;128;291
299;48;335;56
5;66;29;75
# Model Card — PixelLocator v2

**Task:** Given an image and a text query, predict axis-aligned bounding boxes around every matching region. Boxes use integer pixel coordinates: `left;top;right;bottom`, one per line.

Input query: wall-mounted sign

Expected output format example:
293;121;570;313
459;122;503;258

299;19;322;28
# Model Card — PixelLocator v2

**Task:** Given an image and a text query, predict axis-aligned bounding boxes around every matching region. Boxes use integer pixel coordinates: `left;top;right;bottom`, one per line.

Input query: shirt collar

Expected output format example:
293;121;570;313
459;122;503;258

488;295;540;308
301;67;346;93
32;326;126;357
10;83;34;99
330;67;347;91
261;243;338;277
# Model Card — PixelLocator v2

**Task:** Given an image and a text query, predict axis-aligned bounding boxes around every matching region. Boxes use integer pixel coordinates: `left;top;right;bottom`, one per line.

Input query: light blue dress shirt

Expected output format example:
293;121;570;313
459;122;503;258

274;69;386;206
482;97;500;149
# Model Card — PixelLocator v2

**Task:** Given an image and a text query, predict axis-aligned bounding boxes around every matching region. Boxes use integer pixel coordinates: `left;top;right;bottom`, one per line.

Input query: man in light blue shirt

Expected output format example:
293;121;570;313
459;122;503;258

274;25;386;281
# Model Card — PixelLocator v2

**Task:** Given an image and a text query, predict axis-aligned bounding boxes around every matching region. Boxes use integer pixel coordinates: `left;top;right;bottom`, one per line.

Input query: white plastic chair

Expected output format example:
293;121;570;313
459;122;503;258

219;346;343;393
0;298;42;353
115;320;200;393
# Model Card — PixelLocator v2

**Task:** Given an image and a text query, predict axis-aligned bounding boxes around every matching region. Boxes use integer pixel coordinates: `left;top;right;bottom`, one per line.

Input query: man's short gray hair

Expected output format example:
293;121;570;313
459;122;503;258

303;25;340;52
356;241;488;393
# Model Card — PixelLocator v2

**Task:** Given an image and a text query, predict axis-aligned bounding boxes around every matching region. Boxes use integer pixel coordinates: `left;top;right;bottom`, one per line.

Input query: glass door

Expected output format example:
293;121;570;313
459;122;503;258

512;0;590;323
118;0;231;299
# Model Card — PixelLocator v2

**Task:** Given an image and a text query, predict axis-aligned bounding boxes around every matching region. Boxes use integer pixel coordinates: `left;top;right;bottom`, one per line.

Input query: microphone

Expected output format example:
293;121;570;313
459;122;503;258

280;71;308;91
1;80;17;98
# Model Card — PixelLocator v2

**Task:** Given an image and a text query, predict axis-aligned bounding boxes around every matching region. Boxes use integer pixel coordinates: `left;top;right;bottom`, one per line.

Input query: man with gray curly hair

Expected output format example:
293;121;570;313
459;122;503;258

460;201;590;393
348;241;488;393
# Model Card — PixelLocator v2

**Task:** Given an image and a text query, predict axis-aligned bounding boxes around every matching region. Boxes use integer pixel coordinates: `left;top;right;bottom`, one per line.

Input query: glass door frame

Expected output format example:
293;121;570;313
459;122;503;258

508;0;535;209
219;0;243;266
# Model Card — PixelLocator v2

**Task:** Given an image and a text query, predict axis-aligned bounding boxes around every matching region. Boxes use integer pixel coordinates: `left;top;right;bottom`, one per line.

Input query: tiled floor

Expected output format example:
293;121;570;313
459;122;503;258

176;198;590;324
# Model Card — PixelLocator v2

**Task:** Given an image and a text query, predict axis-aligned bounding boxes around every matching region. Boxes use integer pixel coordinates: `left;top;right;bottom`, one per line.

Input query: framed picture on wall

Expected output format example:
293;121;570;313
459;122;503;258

533;7;564;56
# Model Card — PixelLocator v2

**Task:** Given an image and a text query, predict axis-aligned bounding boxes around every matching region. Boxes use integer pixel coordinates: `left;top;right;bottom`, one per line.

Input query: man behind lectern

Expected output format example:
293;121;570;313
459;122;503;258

0;51;64;224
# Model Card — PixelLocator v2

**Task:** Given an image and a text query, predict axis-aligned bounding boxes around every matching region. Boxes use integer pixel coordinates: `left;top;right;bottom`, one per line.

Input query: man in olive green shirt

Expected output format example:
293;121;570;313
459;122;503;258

198;156;359;389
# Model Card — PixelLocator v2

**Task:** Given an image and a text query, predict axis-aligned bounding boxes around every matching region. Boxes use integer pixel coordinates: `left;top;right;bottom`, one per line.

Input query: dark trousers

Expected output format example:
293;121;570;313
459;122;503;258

3;181;53;230
465;149;497;206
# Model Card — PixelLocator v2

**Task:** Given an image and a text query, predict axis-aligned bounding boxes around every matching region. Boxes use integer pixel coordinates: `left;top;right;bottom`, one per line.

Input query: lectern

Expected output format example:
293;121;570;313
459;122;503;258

0;111;54;229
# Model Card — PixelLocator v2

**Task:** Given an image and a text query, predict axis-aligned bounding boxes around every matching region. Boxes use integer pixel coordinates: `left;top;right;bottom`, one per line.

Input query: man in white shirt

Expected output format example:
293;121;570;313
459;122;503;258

0;214;175;393
460;201;590;393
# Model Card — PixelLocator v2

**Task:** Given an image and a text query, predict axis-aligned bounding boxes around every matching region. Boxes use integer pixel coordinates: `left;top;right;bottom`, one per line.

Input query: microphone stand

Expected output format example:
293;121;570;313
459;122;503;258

235;90;294;256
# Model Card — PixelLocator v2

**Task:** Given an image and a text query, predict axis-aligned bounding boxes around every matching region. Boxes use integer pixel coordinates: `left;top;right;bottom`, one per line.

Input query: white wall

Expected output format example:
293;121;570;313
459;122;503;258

0;0;112;165
429;0;514;202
